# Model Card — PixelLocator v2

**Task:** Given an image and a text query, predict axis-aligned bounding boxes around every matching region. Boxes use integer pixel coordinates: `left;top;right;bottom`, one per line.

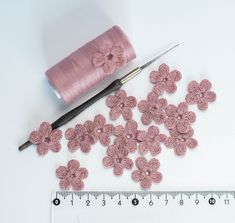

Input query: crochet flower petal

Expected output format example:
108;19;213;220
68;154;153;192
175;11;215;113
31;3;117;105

174;144;187;156
165;118;177;129
177;102;188;114
103;124;113;134
168;70;182;81
123;158;133;169
151;171;163;183
149;143;161;156
148;158;160;171
124;96;137;108
205;91;216;102
59;178;71;190
152;82;165;95
103;157;114;168
29;131;43;144
84;120;95;133
187;81;200;93
184;111;196;123
99;133;110;146
135;157;148;171
67;160;80;172
75;124;86;135
147;91;158;103
186;138;198;149
48;141;61;153
39;122;52;137
68;139;80;152
131;170;142;182
116;89;127;100
65;128;76;140
56;166;68;179
148;125;160;138
94;114;106;129
139;142;148;155
165;137;175;148
113;165;124;176
165;82;177;94
140;178;152;189
109;107;121;120
138;100;149;113
98;40;113;54
198;100;208;110
156;134;167;143
137;131;148;141
50;129;62;141
37;143;49;155
122;107;133;120
76;168;88;179
199;79;212;92
106;95;119;108
153;111;166;124
80;141;91;153
92;52;106;67
141;112;152;125
165;104;177;117
125;120;138;134
71;179;84;191
156;98;168;110
159;63;169;76
176;122;190;134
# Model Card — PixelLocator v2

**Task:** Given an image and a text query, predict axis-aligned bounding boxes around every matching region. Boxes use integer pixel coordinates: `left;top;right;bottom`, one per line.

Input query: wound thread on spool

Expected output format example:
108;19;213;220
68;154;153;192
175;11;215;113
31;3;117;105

46;25;136;103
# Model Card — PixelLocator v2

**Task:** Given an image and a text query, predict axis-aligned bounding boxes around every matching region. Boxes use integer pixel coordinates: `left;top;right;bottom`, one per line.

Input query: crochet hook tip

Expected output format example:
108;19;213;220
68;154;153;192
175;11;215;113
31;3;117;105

19;141;32;151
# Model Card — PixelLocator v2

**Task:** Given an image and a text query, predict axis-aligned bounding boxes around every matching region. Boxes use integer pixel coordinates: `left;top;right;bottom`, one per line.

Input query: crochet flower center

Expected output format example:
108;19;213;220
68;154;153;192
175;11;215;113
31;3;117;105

116;157;123;164
44;137;51;143
96;128;102;133
145;170;151;176
107;53;113;60
177;135;186;142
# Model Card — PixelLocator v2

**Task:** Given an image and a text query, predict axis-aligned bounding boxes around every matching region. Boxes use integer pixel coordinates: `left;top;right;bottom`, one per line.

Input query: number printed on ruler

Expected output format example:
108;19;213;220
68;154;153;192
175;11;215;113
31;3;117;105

52;191;235;223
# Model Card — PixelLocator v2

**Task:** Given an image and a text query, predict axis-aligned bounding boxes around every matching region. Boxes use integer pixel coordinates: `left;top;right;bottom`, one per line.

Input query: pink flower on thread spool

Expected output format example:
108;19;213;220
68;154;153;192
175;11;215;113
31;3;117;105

106;89;137;121
65;124;97;153
103;143;133;176
150;63;182;95
132;157;162;190
138;91;167;125
113;120;138;153
165;127;198;156
90;114;113;146
29;122;62;155
92;40;126;74
137;126;167;156
165;102;196;133
56;160;88;191
185;79;216;110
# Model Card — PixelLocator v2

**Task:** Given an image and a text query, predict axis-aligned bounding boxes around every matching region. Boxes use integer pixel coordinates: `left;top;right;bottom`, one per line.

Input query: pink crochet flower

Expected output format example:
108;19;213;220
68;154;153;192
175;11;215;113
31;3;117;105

65;124;97;153
137;126;167;156
29;122;62;155
138;91;167;125
87;114;113;146
106;89;137;121
103;143;133;176
132;157;162;189
165;102;196;133
150;63;182;95
185;79;216;110
113;120;138;153
165;127;198;156
56;160;88;191
92;40;126;74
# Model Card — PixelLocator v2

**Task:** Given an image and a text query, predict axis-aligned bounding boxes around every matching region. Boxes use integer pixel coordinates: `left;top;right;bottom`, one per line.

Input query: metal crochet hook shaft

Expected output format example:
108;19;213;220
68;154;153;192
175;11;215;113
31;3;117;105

19;43;180;151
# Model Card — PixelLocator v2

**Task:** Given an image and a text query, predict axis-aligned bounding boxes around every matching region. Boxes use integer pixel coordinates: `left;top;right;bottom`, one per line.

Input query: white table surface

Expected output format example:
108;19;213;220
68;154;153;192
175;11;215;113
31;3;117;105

1;0;235;222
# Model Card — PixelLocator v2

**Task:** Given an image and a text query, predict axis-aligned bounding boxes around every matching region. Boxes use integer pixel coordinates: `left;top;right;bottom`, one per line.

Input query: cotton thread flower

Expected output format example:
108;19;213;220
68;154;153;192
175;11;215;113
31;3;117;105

106;89;137;121
92;40;126;74
137;126;167;156
138;91;167;125
150;63;181;95
56;160;88;191
29;122;62;155
103;143;133;176
113;120;138;153
65;124;97;153
132;157;162;189
185;79;216;110
165;102;196;133
165;127;198;156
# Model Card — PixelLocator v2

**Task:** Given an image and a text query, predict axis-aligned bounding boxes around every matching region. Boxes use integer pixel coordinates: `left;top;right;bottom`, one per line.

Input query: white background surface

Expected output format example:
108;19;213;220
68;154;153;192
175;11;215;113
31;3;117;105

0;0;235;222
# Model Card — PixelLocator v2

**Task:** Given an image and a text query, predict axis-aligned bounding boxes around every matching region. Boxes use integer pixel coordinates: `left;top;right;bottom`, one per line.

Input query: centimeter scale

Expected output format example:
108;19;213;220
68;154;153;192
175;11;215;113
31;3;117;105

52;190;235;223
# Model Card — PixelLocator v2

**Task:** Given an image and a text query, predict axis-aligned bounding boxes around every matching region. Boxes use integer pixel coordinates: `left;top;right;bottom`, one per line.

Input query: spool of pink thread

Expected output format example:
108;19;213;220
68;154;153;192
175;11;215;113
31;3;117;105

46;25;136;103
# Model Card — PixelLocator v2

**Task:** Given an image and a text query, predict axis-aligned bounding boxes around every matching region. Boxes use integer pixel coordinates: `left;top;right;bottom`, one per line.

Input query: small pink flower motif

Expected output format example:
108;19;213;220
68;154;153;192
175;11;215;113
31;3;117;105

56;160;88;191
137;126;167;156
132;157;162;190
106;89;137;121
92;40;126;74
29;122;62;155
89;114;113;146
65;124;97;153
150;63;182;95
113;120;138;153
103;143;133;176
185;79;216;110
165;127;198;156
138;91;167;125
165;102;196;133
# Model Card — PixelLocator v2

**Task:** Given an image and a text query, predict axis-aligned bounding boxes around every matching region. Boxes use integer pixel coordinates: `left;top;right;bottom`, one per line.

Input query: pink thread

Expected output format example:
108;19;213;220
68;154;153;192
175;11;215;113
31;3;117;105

138;91;167;125
185;79;216;110
29;122;62;155
165;102;196;133
150;63;181;95
56;159;88;191
132;157;162;189
106;89;137;121
137;126;166;156
103;143;133;176
46;26;136;103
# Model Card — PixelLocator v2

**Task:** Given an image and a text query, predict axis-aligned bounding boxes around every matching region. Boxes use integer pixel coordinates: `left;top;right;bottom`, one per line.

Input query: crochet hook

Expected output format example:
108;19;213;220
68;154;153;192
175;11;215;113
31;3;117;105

19;43;180;151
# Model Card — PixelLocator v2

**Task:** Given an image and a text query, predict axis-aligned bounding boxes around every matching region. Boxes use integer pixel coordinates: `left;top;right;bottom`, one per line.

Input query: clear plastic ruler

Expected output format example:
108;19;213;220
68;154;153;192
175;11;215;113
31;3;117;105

52;191;235;223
